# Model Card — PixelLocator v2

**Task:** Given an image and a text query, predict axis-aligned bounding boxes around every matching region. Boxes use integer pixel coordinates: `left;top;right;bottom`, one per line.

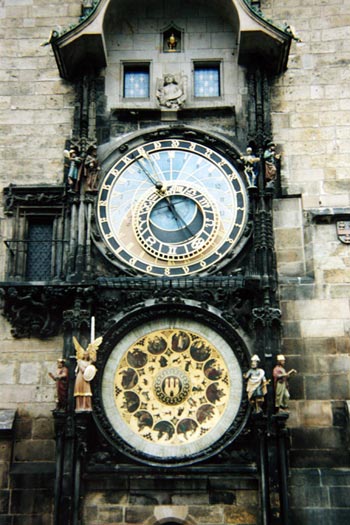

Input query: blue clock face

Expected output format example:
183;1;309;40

150;195;201;240
97;138;248;276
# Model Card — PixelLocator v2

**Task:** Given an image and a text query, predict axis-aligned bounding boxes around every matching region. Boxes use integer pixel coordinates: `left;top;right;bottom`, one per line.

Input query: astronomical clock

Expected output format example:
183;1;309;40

92;129;252;466
95;133;249;277
93;303;250;466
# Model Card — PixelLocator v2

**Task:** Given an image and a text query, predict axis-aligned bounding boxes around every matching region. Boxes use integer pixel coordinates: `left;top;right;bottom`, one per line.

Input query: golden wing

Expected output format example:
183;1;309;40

87;336;103;363
73;336;86;360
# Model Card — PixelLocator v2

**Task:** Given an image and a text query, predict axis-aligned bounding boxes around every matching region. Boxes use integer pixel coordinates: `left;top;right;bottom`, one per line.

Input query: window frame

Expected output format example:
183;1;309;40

25;216;55;281
122;62;151;100
3;186;66;282
192;60;222;99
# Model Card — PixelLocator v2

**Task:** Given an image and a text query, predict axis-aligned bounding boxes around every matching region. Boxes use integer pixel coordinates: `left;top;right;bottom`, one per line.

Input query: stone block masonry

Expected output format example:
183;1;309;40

0;0;77;188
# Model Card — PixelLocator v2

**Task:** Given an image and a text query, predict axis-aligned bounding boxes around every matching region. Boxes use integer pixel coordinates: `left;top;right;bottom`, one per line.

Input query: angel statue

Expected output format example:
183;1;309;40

73;336;103;411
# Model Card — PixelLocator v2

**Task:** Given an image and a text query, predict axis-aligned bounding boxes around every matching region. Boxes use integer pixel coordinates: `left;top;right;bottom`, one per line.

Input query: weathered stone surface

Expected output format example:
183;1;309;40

291;427;344;450
290;508;350;525
13;439;55;462
172;493;209;505
130;492;170;505
0;462;10;489
290;485;329;508
189;505;224;523
302;337;337;355
209;491;235;504
10;488;53;514
0;515;12;525
297;401;333;427
289;468;322;488
224;505;257;524
0;490;9;514
0;365;15;385
329;487;350;508
12;516;52;525
305;375;331;400
289;299;350;320
96;507;124;524
290;451;350;469
281;337;305;354
14;418;32;439
321;469;350;487
125;506;154;523
300;319;345;338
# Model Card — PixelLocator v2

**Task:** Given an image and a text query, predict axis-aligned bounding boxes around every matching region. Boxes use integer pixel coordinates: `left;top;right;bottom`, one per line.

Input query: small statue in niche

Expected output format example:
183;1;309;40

73;336;103;412
243;355;269;414
167;33;178;51
83;146;100;191
64;147;82;191
156;73;186;110
273;354;297;412
48;358;69;410
263;142;281;187
240;146;260;187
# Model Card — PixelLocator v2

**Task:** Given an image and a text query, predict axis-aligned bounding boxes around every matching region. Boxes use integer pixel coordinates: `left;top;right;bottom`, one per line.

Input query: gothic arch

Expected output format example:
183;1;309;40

144;508;198;525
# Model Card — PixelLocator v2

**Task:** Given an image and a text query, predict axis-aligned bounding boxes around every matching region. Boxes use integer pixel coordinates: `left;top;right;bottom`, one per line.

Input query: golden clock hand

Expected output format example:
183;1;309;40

137;152;165;192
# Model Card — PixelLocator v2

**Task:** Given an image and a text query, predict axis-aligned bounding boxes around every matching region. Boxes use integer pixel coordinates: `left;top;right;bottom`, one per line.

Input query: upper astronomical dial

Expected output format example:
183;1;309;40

97;138;248;276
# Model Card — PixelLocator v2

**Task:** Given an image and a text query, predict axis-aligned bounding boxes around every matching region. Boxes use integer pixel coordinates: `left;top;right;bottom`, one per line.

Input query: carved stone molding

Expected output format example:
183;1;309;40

252;305;281;327
0;285;94;339
3;184;66;216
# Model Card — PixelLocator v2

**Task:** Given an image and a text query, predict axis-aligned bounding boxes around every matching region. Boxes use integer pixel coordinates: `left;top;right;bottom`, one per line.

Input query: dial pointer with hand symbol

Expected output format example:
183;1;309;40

136;152;165;191
137;151;196;240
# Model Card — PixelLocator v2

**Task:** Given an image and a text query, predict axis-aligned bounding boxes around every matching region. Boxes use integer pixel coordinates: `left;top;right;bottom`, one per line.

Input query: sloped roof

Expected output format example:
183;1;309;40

51;0;291;80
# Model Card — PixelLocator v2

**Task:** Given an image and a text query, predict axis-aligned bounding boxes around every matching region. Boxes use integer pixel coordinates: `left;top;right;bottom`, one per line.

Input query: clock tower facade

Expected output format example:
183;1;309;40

47;1;290;519
1;1;350;525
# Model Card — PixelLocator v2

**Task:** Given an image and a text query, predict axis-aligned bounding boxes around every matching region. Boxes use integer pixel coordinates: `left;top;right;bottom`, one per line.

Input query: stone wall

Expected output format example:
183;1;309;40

82;476;258;525
290;468;350;523
261;0;350;468
263;0;350;202
0;8;76;514
263;0;350;519
0;32;66;497
0;0;77;190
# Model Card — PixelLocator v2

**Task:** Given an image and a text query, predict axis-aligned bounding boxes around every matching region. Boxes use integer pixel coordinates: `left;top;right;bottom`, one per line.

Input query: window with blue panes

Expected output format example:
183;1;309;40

194;63;220;97
124;64;150;98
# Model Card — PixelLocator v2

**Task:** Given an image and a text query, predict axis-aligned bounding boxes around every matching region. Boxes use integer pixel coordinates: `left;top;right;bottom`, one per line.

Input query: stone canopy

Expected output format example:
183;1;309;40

51;0;292;80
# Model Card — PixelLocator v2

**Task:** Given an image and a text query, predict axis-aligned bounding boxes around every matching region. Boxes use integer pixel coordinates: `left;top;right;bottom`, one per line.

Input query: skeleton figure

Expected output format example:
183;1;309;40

240;147;260;187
